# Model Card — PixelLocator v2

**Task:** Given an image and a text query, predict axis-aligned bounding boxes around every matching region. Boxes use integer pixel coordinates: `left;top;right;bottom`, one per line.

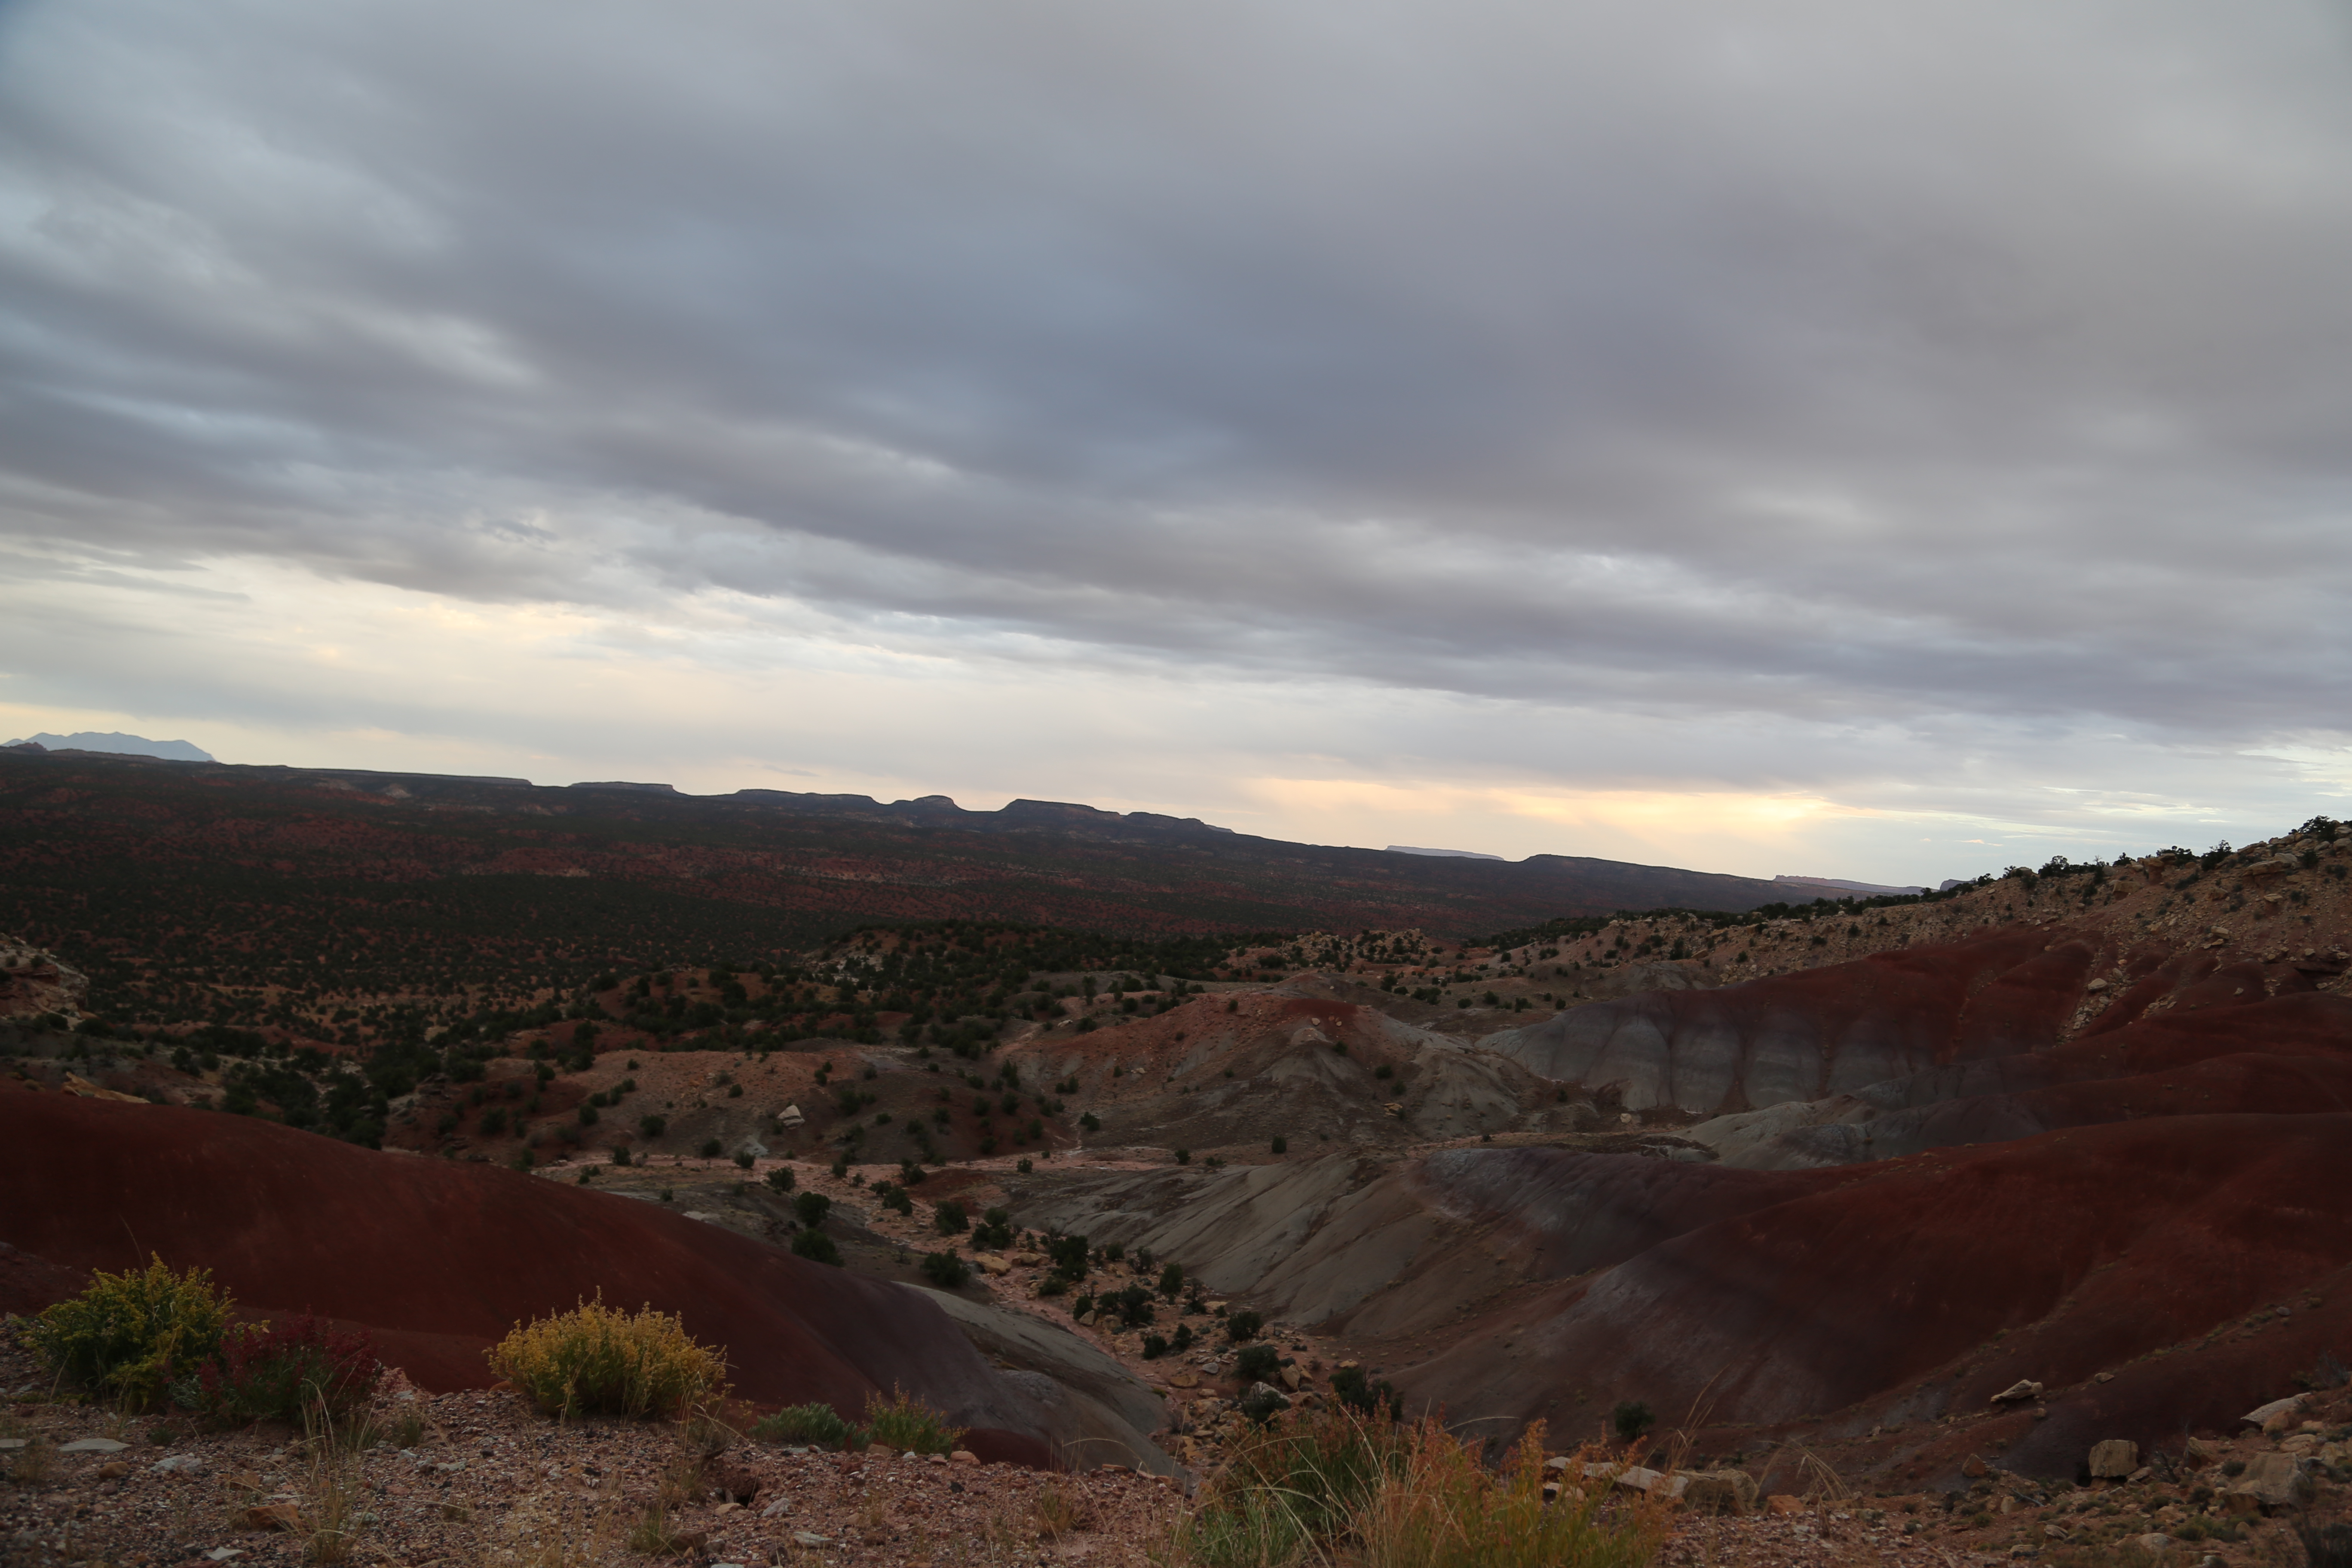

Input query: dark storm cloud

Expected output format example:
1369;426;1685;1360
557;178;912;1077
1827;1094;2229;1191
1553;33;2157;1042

4;0;2351;738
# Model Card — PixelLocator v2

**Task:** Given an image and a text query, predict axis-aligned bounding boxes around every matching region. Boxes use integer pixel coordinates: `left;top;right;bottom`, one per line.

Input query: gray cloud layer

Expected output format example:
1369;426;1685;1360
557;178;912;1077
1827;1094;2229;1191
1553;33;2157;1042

4;0;2351;837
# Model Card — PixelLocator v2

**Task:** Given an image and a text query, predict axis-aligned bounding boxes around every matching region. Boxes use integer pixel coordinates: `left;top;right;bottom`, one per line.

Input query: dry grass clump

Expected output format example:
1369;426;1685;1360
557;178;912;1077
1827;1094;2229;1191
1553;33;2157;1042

1176;1411;1667;1568
1175;1405;1407;1567
484;1295;725;1420
863;1386;966;1455
1033;1479;1090;1541
8;1436;57;1488
1355;1422;1668;1568
1773;1441;1850;1504
300;1413;364;1564
625;1505;696;1558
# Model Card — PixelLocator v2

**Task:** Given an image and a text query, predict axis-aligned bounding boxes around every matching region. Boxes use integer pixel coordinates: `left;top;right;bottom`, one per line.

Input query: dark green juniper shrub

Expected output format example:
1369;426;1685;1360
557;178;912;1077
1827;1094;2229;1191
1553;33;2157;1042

919;1251;971;1289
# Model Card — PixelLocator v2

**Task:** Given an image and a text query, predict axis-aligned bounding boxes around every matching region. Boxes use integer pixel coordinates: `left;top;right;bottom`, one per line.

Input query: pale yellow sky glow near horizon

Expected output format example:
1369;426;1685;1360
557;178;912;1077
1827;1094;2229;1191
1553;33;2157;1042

2;557;2311;883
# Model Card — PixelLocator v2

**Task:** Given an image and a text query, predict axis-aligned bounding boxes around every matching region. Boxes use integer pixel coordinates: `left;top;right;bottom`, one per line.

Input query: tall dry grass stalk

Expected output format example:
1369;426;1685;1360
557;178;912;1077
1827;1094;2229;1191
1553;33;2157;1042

8;1437;57;1488
300;1400;364;1565
1170;1410;1669;1568
1773;1442;1850;1504
1354;1422;1670;1568
1034;1479;1089;1542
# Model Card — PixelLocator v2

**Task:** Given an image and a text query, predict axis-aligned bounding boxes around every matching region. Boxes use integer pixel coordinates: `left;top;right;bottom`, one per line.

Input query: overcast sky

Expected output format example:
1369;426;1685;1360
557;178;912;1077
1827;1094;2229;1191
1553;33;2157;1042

4;1;2349;882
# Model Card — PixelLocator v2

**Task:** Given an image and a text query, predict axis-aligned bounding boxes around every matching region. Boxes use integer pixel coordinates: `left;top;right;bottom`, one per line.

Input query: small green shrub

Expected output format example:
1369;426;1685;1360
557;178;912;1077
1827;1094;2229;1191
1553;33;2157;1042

793;1191;833;1228
1331;1364;1403;1420
733;1150;753;1170
698;1138;723;1159
863;1387;965;1455
27;1255;232;1409
765;1166;794;1193
1611;1399;1655;1443
638;1114;665;1139
751;1402;858;1449
920;1251;972;1289
1239;1385;1292;1424
484;1297;724;1420
1227;1309;1265;1342
1235;1344;1280;1384
934;1200;968;1235
1270;1136;1287;1154
791;1229;842;1266
1142;1334;1169;1359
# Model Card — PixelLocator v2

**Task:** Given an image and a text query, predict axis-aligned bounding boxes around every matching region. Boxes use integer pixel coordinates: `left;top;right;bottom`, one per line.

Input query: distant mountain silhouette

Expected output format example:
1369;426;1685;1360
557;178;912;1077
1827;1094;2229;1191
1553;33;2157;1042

7;731;214;762
1386;845;1505;861
0;749;1816;1016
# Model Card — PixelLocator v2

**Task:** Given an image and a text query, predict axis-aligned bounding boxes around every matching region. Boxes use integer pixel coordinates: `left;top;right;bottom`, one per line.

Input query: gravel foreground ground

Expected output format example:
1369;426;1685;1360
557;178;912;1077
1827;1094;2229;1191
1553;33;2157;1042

0;1381;2008;1568
18;1317;2324;1568
0;1349;1181;1568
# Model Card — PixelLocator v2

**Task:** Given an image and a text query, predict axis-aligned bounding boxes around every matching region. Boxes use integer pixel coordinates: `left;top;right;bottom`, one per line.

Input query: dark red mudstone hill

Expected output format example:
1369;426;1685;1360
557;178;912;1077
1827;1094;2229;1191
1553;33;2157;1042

1857;1050;2352;1161
1704;990;2352;1168
0;1093;1053;1464
1386;1114;2352;1477
2092;990;2352;1070
1486;929;2099;1115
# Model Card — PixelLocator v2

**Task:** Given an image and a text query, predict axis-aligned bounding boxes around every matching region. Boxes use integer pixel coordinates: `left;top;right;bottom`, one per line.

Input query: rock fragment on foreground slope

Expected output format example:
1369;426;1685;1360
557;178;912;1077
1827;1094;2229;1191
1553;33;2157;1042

2223;1452;2315;1514
2087;1438;2138;1479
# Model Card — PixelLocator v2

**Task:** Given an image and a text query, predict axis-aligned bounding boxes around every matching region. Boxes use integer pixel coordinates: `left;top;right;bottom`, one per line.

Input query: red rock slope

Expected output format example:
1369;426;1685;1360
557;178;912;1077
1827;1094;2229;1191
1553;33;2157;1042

1374;1114;2352;1476
0;1092;1066;1464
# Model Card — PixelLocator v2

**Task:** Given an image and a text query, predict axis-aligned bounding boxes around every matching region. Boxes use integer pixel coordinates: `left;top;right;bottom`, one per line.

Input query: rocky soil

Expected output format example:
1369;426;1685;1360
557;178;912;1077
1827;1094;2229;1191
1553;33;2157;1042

12;1312;2348;1568
0;1337;1182;1568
